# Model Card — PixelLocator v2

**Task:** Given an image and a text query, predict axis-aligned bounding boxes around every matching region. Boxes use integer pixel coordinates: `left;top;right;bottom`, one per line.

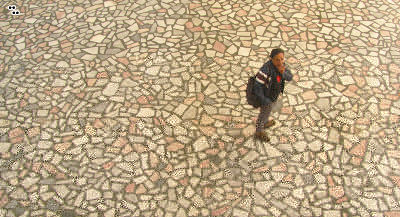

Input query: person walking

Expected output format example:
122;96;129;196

254;48;293;141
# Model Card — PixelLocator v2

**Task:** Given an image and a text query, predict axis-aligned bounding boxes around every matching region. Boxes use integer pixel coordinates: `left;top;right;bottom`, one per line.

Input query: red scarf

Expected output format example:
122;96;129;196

276;75;281;83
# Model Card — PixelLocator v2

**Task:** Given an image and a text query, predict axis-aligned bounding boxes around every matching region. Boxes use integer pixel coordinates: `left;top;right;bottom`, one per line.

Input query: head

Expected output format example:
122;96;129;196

270;48;285;68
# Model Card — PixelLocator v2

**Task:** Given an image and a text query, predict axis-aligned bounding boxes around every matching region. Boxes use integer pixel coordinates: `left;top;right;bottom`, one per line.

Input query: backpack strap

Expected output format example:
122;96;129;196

255;70;271;85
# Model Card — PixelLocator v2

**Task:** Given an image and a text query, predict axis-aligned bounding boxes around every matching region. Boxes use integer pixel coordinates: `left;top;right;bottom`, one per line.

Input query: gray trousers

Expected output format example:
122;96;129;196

256;101;275;133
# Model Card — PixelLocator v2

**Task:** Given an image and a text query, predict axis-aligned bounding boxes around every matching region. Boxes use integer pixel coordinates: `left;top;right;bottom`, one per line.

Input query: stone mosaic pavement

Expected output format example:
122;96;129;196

0;0;400;216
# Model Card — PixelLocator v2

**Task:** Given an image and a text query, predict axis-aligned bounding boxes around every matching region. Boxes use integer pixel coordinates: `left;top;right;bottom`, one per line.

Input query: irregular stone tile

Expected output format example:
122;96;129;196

90;35;105;43
103;82;119;96
192;136;210;152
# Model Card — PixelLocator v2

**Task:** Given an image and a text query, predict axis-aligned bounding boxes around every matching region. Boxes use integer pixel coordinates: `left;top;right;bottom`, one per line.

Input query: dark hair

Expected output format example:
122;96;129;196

270;48;284;59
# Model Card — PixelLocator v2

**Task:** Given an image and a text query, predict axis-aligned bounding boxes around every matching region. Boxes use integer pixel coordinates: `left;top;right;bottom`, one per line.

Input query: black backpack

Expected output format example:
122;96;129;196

246;76;261;108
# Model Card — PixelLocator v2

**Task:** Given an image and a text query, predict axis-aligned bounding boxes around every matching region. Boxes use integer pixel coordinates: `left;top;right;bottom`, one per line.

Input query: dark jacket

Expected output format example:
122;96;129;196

254;60;293;106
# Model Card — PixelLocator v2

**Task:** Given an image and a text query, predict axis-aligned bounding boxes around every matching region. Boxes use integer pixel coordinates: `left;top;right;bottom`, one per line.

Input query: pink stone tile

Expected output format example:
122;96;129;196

232;138;244;146
329;186;345;199
343;89;358;98
122;71;132;78
213;115;231;122
238;147;248;156
288;135;296;143
179;177;188;186
300;32;307;41
282;32;289;41
27;127;40;138
350;140;366;156
127;42;140;48
19;99;27;108
279;136;288;143
199;160;210;168
87;78;96;87
206;148;219;155
149;152;159;168
60;40;72;48
112;137;128;148
215;57;227;66
352;75;366;88
199;126;216;136
387;94;399;101
236;9;247;16
136;184;147;194
62;46;72;53
9;128;24;143
76;92;85;99
197;93;204;102
73;6;85;13
317;41;328;49
189;3;201;9
0;190;8;208
211;8;223;14
200;72;208;79
43;163;58;175
157;8;166;13
64;25;74;31
32;162;42;173
341;37;352;44
133;143;148;153
137;96;148;104
261;14;274;22
329;47;341;55
156;27;165;33
62;135;74;143
96;72;109;78
220;25;232;30
117;57;129;65
272;163;287;172
388;150;400;159
279;25;292;32
56;11;65;19
212;206;229;216
203;187;213;198
253;165;269;173
167;142;184;152
106;147;120;153
121;144;133;154
49;25;58;32
380;30;391;37
150;171;160;182
252;20;264;27
54;143;71;153
302;90;317;100
369;38;379;45
190;27;203;32
103;161;115;170
379;99;391;110
391;176;400;188
164;163;174;173
283;174;293;182
389;63;400;74
125;183;136;193
327;176;335;187
336;196;348;204
384;211;400;217
93;119;104;128
308;32;315;40
351;156;362;166
226;193;238;200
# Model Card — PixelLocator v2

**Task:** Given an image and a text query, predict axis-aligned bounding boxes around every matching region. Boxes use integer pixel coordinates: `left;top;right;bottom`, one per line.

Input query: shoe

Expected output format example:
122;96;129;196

255;132;270;142
264;120;275;128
